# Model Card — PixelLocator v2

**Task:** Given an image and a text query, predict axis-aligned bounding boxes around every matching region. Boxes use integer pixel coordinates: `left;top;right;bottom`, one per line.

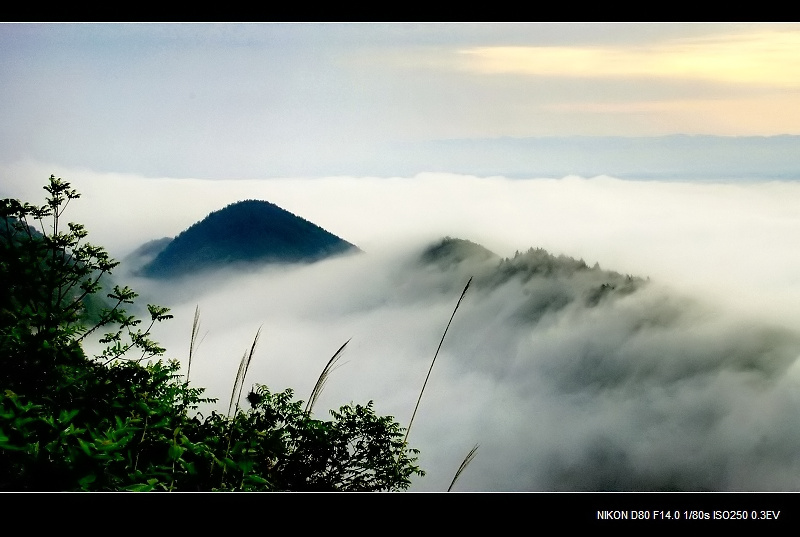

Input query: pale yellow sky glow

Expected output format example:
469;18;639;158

460;30;800;88
542;93;800;134
450;28;800;136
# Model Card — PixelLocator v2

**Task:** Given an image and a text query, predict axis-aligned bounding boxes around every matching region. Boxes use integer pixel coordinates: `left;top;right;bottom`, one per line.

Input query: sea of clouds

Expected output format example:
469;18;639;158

4;161;800;491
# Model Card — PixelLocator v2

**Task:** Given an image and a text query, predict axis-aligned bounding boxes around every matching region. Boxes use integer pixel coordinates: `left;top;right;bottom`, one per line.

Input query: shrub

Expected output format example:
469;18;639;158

0;175;422;491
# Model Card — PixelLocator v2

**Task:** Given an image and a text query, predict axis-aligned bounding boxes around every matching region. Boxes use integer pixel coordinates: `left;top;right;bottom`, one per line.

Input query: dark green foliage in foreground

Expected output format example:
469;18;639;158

0;176;421;491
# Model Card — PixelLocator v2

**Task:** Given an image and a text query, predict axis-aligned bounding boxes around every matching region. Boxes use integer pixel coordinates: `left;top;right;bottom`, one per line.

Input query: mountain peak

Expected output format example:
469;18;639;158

139;199;359;278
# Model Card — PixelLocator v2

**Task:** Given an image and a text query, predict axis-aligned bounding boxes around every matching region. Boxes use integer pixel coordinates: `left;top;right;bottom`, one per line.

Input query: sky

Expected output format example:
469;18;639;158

5;23;800;492
3;23;800;178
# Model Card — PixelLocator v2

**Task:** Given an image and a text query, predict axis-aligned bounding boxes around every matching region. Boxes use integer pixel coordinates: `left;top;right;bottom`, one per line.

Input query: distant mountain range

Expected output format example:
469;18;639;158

388;135;800;180
23;134;800;180
218;134;800;179
135;200;359;278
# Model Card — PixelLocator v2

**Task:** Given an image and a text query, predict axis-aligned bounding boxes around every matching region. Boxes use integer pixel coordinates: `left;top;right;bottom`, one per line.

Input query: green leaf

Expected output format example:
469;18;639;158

77;438;94;456
168;444;185;461
78;474;97;489
123;483;155;492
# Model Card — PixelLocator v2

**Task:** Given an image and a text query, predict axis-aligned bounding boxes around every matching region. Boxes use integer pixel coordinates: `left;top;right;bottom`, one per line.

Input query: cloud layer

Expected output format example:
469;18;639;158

5;164;800;491
126;236;800;492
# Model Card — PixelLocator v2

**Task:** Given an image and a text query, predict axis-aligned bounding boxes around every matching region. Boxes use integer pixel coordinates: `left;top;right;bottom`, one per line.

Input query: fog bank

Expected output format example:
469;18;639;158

5;162;800;490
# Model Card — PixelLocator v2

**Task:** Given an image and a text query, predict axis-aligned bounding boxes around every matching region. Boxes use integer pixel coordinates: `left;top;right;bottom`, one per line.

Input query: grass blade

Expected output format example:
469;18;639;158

228;326;262;417
221;327;262;485
186;305;206;383
305;338;350;414
404;276;472;445
447;443;479;492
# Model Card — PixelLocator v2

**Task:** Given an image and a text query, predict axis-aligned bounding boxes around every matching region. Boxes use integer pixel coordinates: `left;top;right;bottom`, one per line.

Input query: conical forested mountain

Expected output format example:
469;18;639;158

140;200;359;278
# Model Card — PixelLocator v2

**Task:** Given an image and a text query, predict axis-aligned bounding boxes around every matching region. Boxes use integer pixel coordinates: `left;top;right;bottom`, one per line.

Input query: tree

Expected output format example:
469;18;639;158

0;175;422;491
1;176;168;401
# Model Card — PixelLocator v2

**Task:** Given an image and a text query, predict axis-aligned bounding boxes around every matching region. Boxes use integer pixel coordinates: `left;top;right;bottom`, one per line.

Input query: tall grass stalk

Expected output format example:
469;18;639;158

186;305;207;383
305;338;350;414
219;327;262;486
403;276;472;446
228;327;262;417
447;443;479;492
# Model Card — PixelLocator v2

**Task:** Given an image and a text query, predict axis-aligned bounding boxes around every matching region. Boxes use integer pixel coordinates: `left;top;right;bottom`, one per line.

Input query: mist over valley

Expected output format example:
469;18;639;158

24;168;797;492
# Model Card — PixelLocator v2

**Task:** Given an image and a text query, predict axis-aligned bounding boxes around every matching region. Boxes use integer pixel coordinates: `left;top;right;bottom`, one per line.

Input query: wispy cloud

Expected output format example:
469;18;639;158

458;30;800;88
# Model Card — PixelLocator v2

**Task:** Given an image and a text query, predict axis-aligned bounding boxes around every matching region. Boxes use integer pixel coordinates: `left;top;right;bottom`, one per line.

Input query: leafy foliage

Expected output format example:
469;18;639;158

0;175;422;491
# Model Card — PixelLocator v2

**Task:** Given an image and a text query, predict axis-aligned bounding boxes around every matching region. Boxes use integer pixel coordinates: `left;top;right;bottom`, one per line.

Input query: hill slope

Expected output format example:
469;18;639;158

140;200;359;278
